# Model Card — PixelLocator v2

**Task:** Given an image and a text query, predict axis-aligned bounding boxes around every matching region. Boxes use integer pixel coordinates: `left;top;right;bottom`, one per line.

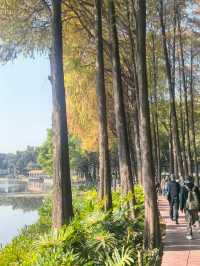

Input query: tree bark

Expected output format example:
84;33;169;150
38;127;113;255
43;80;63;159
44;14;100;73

178;55;188;177
135;0;160;248
108;0;135;216
127;113;137;183
150;95;158;178
125;0;142;184
159;0;184;179
189;43;199;184
51;0;73;229
152;32;161;182
94;0;112;211
132;91;142;184
130;90;142;184
169;115;174;175
177;14;192;176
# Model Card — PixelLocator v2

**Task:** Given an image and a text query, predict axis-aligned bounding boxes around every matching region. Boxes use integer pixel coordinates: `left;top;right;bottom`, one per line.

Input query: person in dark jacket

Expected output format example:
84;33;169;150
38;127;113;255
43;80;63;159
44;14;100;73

163;176;170;196
180;176;200;240
156;181;161;194
167;174;180;224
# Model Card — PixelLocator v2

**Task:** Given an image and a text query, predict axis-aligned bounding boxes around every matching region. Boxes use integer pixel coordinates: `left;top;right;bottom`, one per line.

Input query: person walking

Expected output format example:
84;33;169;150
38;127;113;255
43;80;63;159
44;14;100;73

167;174;180;224
156;181;161;194
180;176;200;240
162;176;169;196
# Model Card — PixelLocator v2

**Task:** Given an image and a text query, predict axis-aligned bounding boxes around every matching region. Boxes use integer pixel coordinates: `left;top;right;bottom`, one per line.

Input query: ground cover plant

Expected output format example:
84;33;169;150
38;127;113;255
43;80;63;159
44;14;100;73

0;186;160;266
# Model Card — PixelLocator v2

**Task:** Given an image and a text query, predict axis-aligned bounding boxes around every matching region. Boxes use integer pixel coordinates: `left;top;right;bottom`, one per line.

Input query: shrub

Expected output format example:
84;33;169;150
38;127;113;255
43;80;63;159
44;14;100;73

0;186;160;266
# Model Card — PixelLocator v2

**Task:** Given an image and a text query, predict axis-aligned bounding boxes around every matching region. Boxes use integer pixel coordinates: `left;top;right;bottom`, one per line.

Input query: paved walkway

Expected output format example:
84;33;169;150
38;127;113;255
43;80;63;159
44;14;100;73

159;197;200;266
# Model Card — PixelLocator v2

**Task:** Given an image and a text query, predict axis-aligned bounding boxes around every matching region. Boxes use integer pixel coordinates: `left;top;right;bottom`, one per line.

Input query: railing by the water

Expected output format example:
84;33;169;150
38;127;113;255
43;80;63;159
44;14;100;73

0;177;52;195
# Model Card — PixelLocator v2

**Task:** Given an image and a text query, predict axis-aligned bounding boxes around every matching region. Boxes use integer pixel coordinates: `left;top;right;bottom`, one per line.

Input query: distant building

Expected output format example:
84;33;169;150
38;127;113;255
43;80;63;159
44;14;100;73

26;161;41;171
28;170;52;193
28;170;50;179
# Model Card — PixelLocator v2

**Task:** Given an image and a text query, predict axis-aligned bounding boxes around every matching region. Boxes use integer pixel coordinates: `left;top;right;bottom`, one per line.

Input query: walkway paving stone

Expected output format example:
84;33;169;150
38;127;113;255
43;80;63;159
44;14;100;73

159;197;200;266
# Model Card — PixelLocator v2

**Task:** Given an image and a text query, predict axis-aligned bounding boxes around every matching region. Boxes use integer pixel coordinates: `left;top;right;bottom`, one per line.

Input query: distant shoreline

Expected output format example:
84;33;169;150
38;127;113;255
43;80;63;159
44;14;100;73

0;192;50;198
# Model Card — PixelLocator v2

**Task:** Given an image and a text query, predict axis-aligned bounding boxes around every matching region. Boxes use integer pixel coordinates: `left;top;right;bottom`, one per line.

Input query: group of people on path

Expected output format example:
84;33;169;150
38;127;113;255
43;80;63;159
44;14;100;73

161;175;200;240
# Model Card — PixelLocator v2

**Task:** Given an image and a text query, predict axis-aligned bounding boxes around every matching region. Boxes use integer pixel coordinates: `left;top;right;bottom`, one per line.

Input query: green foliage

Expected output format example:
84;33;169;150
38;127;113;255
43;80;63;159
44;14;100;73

0;0;51;62
0;186;159;266
37;130;98;182
37;129;53;176
105;247;135;266
38;198;52;227
0;146;39;175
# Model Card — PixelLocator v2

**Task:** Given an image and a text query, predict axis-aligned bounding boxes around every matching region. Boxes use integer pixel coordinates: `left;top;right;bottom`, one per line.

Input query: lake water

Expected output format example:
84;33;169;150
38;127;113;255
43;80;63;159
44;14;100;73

0;197;43;246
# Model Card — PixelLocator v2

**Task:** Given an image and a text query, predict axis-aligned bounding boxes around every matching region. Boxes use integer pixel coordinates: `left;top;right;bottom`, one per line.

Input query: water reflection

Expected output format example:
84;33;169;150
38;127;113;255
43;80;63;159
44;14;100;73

0;178;52;194
0;180;27;193
0;197;43;246
0;197;43;212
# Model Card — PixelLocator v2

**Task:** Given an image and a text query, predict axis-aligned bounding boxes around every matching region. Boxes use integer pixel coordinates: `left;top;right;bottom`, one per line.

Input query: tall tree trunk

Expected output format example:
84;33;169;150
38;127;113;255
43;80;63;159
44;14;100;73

177;14;192;176
108;0;135;216
125;0;142;184
178;55;188;177
127;115;137;182
51;0;73;229
173;136;178;178
94;0;112;211
171;0;179;178
135;0;160;248
152;32;161;182
132;91;142;184
189;43;199;184
169;114;174;175
151;96;158;179
159;0;184;179
155;114;161;182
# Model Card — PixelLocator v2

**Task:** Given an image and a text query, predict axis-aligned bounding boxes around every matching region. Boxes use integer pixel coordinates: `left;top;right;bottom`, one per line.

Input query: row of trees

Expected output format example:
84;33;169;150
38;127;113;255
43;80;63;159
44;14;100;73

157;0;200;183
1;0;200;249
50;0;160;249
49;0;159;248
0;146;38;175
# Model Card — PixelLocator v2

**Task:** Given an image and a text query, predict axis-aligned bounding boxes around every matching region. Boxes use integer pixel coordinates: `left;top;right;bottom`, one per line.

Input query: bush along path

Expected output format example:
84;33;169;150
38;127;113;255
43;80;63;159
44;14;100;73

0;186;159;266
159;196;200;266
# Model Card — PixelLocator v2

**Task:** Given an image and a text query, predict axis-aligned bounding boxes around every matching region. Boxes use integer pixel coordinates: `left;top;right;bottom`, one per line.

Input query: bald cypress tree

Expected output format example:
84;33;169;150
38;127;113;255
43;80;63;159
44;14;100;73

135;0;160;248
94;0;112;211
159;0;184;178
51;0;73;229
108;0;135;217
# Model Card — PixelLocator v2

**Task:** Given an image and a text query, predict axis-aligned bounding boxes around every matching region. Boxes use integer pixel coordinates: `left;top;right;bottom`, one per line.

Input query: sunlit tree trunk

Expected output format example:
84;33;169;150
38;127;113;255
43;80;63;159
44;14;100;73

189;43;198;184
108;0;135;217
177;14;192;176
125;0;142;184
169;115;174;175
150;93;158;178
159;0;184;179
152;33;161;182
94;0;112;211
51;0;73;229
178;55;188;177
136;0;160;248
132;90;142;184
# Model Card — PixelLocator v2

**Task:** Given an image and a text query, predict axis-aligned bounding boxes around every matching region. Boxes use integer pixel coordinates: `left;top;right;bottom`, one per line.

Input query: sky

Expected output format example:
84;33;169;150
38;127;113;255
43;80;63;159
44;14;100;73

0;57;52;154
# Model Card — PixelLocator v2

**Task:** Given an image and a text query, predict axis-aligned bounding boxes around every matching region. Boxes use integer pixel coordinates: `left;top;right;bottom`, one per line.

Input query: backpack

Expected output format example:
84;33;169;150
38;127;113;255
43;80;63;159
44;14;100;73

186;187;199;211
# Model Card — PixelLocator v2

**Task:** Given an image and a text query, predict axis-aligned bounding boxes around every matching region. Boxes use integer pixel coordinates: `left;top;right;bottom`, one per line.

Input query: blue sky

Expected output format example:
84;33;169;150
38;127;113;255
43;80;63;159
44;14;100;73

0;57;52;153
